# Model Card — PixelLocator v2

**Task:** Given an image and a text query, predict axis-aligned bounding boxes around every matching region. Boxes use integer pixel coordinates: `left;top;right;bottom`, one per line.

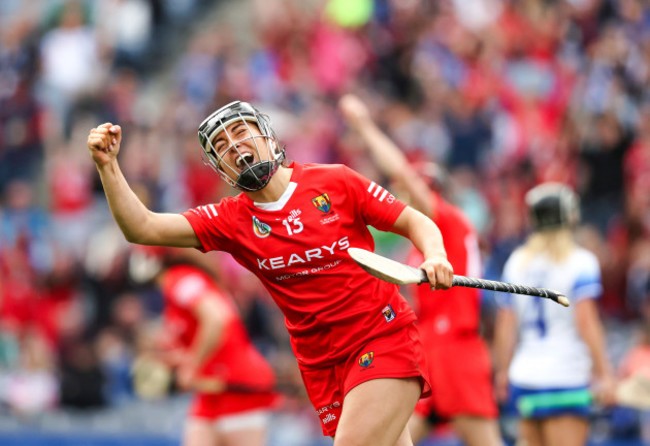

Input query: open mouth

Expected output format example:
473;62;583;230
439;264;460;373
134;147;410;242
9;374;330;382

235;152;255;169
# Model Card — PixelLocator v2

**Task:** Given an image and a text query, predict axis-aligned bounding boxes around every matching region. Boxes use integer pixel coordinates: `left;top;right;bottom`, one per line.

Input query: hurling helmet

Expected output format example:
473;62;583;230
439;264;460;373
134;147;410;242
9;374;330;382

525;182;580;231
198;101;285;191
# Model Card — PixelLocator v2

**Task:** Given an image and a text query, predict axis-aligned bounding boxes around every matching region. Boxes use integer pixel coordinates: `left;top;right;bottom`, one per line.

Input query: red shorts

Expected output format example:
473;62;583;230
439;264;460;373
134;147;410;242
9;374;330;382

415;334;497;420
190;391;280;420
299;322;431;437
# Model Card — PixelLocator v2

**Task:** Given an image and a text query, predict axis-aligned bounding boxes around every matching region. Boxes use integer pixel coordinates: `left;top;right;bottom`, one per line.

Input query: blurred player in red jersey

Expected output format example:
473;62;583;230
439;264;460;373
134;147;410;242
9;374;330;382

129;246;279;446
339;94;502;446
87;100;453;446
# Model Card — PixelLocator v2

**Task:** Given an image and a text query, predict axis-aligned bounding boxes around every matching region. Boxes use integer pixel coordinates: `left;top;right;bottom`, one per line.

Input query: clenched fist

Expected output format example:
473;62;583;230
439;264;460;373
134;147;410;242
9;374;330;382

87;123;122;167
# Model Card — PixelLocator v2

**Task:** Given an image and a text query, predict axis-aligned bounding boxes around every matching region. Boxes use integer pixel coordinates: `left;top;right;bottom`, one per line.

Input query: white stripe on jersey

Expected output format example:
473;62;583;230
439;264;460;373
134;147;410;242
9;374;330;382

367;181;394;203
368;181;385;197
199;205;218;219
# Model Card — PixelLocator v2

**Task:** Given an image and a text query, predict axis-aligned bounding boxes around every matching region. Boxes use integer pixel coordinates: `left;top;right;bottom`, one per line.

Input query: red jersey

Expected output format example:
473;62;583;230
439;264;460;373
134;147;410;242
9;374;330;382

407;193;482;336
183;162;414;368
161;264;275;390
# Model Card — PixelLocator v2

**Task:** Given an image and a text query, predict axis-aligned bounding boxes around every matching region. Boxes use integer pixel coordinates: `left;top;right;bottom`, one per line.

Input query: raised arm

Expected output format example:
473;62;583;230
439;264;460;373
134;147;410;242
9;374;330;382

339;94;434;217
87;123;200;247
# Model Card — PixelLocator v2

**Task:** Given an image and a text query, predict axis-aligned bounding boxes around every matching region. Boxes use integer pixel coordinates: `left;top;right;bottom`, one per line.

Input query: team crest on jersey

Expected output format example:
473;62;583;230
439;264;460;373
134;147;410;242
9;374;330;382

312;192;339;225
359;351;374;368
252;216;271;238
312;193;331;213
382;304;396;322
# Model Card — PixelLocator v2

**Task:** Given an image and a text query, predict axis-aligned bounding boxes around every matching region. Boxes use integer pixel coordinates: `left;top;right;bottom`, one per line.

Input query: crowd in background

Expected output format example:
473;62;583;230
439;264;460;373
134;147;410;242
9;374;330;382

1;0;650;443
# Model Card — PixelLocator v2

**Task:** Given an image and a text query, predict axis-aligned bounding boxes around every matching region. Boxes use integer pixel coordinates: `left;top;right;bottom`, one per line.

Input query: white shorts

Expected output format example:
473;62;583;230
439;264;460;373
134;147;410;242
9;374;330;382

188;409;272;433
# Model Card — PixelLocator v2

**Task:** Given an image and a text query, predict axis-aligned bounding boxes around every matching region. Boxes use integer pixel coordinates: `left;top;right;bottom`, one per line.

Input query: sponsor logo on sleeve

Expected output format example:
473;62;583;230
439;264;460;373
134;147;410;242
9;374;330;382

252;216;271;238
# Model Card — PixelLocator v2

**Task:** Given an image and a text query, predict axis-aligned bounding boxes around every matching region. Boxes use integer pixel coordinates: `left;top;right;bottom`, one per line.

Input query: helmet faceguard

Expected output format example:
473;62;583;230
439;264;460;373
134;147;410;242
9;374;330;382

198;101;285;192
525;182;580;231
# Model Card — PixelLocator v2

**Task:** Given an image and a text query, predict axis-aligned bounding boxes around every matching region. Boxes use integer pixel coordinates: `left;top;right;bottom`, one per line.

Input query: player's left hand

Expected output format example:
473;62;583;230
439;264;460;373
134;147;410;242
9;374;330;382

420;254;453;290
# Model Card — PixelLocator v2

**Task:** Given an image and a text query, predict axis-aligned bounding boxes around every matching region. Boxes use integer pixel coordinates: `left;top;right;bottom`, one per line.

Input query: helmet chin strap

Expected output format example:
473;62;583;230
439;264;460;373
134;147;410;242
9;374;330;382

235;160;277;191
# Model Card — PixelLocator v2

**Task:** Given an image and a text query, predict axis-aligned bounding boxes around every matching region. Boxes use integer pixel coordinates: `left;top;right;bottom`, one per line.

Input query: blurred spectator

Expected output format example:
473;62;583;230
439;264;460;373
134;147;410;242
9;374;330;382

2;328;58;418
177;130;225;208
95;327;135;407
578;112;632;234
0;179;53;274
58;338;106;409
94;0;155;73
624;103;650;237
0;15;43;193
0;181;54;342
111;292;146;345
627;240;650;313
46;141;95;260
37;0;108;141
174;28;226;112
82;222;131;333
444;90;492;170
